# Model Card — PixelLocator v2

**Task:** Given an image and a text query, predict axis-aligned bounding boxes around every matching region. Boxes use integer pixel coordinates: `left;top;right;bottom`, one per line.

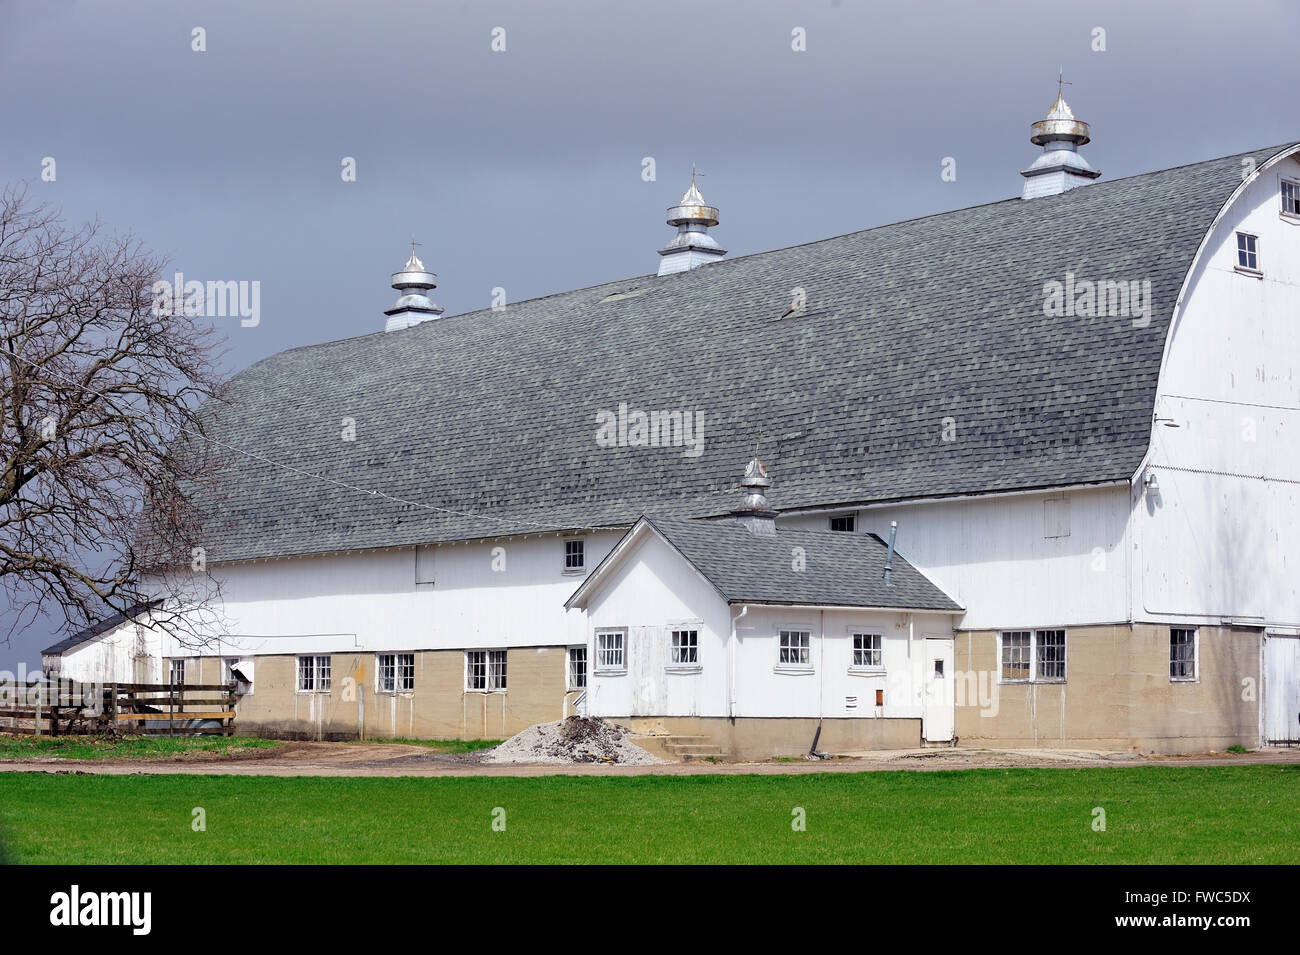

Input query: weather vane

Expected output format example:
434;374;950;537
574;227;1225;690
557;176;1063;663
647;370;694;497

1057;67;1071;97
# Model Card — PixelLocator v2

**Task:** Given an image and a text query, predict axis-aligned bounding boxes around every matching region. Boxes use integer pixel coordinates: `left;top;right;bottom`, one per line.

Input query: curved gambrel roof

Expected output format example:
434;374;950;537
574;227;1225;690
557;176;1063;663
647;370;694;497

196;143;1297;563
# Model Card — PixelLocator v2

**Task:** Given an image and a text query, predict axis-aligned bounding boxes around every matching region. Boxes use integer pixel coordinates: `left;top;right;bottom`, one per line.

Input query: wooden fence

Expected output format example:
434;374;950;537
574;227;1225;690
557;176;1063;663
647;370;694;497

0;680;238;736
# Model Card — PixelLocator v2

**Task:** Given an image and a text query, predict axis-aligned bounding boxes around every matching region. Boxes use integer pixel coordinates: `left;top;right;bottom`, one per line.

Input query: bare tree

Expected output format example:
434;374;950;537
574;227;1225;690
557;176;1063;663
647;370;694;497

0;184;226;646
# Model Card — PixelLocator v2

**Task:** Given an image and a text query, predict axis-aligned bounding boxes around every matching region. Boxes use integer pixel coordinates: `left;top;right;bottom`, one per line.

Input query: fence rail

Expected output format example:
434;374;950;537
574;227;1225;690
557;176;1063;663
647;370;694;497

0;679;238;736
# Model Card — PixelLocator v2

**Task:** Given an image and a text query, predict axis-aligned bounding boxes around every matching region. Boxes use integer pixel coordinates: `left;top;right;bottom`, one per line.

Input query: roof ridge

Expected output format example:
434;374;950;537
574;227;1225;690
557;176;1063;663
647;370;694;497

256;142;1295;362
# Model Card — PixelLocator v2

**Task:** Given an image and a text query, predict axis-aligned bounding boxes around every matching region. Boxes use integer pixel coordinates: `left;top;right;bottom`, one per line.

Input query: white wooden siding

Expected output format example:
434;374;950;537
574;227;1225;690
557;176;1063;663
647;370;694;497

1137;150;1300;626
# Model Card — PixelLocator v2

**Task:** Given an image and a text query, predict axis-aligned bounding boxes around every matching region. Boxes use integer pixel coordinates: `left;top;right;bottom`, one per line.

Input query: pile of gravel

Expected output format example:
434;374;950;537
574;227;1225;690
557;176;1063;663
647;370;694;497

484;716;663;765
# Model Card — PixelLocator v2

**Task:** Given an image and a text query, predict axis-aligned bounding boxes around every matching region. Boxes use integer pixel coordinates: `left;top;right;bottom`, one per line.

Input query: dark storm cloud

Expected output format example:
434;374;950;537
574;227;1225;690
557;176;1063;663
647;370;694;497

0;0;1294;664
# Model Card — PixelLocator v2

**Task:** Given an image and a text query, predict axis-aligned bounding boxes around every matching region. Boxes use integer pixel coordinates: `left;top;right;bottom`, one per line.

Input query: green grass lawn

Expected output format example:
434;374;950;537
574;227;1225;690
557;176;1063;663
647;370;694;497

0;734;278;761
1;765;1296;864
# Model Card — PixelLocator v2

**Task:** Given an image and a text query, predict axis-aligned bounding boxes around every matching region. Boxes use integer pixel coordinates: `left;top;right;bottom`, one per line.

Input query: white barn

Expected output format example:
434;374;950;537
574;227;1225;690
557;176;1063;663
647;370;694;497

44;93;1300;757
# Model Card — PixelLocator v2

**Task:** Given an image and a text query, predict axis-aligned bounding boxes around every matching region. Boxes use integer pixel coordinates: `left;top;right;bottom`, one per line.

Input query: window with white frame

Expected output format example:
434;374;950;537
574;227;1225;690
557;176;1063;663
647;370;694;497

1170;628;1197;681
169;659;185;685
779;629;812;667
670;629;699;666
1236;231;1259;271
999;631;1032;682
1282;179;1300;217
596;630;625;670
852;632;883;669
829;514;856;532
1000;630;1068;682
377;653;415;693
466;650;507;691
297;655;331;692
1036;629;1066;681
567;647;587;689
564;538;585;572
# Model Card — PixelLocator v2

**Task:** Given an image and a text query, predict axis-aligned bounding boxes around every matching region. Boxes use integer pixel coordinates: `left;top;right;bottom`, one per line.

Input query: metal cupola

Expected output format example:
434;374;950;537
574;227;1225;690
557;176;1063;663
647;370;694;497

384;243;445;332
1020;79;1102;199
657;173;727;276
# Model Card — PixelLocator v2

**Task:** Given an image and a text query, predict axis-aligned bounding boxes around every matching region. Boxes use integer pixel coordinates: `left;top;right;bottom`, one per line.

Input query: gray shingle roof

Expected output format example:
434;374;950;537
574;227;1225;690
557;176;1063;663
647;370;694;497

636;516;962;611
41;600;161;657
196;144;1297;563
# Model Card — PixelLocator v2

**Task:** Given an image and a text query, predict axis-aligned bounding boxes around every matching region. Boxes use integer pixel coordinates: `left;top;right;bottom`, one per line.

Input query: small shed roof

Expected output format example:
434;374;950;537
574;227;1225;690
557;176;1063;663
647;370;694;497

567;516;962;613
40;600;162;657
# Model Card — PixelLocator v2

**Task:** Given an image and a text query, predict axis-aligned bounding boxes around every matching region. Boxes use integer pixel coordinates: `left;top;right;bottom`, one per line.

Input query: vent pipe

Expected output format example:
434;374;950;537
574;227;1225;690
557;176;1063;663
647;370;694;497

883;521;898;587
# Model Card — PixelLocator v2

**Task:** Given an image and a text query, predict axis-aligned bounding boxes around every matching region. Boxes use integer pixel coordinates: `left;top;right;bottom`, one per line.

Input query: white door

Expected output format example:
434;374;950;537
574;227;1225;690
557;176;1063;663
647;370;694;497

923;637;955;743
1264;634;1300;744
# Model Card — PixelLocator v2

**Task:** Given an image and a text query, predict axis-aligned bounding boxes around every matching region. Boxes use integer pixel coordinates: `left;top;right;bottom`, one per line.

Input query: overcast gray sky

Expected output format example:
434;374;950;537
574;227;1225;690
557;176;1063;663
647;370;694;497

1;0;1295;669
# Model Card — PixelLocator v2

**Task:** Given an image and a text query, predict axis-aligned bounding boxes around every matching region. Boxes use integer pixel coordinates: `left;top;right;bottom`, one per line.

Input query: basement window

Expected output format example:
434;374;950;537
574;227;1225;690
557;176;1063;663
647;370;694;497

778;629;812;669
563;538;586;573
296;655;331;693
1036;629;1067;681
1236;231;1261;274
596;630;625;671
999;632;1031;682
669;629;700;667
567;647;587;689
169;659;186;685
851;632;883;670
1170;628;1198;682
829;514;856;532
377;653;415;693
999;630;1068;682
1282;179;1300;218
466;650;507;691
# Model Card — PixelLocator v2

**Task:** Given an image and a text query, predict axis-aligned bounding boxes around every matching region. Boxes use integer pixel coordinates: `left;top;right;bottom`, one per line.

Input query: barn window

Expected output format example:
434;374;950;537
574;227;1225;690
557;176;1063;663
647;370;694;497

466;650;507;691
596;630;625;671
466;651;486;690
1043;493;1070;538
563;538;585;573
377;653;415;693
169;659;186;685
567;647;587;689
1236;231;1260;272
829;514;856;532
999;632;1031;682
670;629;699;665
1036;629;1067;681
1170;628;1198;681
852;632;883;669
779;629;812;667
1000;630;1067;682
1282;179;1300;218
297;655;331;693
489;650;507;690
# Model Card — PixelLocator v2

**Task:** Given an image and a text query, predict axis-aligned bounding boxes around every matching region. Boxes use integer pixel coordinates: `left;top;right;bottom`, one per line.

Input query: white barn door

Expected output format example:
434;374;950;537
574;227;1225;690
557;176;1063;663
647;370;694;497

923;637;955;743
1264;634;1300;745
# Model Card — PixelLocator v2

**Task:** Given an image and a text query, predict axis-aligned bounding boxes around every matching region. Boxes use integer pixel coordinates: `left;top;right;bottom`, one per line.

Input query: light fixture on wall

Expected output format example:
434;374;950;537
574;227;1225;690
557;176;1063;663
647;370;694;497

1153;415;1181;428
1143;469;1160;493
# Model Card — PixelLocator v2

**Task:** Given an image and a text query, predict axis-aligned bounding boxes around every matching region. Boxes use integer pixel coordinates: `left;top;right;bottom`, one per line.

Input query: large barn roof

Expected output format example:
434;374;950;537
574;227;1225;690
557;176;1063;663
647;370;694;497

197;144;1296;563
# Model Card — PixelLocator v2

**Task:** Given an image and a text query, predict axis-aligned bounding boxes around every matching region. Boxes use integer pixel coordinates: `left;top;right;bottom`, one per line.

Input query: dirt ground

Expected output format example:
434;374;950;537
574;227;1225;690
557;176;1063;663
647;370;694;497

1;741;1297;778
